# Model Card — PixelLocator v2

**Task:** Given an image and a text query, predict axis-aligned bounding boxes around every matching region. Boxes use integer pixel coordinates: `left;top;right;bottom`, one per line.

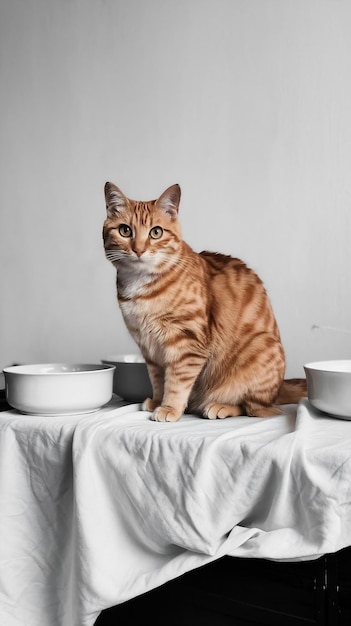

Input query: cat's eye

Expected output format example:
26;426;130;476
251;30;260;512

118;224;132;238
149;226;163;240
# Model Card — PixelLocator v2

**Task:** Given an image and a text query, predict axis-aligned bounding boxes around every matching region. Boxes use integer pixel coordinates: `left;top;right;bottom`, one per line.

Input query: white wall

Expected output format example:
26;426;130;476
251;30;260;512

1;0;351;377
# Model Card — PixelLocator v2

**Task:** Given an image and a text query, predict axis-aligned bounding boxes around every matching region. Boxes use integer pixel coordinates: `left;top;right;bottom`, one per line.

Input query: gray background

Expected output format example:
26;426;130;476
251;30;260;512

1;0;350;376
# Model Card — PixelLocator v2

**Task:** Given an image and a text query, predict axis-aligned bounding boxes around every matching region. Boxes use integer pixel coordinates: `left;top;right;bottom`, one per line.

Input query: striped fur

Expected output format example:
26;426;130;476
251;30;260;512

103;182;306;422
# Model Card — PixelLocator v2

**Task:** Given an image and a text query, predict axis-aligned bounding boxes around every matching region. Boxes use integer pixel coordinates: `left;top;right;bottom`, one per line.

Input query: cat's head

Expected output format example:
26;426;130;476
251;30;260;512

103;182;182;272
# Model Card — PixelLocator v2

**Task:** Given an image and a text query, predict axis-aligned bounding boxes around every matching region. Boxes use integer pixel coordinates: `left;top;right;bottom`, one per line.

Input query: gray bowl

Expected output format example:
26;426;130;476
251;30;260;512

101;354;152;402
304;360;351;419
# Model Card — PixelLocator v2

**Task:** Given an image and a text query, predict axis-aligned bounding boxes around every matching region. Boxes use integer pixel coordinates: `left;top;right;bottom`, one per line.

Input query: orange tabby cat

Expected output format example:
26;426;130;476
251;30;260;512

103;182;306;422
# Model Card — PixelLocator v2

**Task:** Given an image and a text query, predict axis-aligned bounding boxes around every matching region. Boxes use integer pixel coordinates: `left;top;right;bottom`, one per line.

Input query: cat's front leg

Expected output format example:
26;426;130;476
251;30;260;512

151;358;205;423
141;360;164;412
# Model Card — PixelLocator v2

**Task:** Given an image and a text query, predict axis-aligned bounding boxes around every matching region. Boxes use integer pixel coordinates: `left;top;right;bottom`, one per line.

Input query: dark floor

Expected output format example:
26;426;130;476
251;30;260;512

95;547;351;626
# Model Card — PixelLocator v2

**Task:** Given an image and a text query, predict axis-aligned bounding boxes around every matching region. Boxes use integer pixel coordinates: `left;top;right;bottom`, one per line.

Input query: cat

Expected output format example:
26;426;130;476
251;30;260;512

103;182;306;422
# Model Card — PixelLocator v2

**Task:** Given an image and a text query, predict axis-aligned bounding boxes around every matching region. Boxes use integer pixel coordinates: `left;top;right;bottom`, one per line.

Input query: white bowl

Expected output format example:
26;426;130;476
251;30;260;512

101;354;152;402
3;363;115;416
304;360;351;419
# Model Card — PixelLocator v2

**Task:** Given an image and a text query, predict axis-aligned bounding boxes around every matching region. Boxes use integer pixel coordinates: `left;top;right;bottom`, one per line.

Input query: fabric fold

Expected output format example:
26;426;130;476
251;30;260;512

1;399;351;626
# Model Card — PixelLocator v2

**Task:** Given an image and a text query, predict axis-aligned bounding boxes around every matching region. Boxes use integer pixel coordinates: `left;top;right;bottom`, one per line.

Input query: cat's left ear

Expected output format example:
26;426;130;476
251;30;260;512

156;184;181;219
104;182;128;217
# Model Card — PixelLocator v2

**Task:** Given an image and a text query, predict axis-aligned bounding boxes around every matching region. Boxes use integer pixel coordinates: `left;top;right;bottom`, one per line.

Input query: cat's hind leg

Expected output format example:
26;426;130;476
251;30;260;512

195;333;285;419
203;403;243;419
243;401;283;417
142;397;159;411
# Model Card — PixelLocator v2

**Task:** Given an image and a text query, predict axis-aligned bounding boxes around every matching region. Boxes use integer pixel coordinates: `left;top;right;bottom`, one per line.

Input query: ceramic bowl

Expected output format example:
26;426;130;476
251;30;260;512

3;363;115;416
304;360;351;419
101;354;152;402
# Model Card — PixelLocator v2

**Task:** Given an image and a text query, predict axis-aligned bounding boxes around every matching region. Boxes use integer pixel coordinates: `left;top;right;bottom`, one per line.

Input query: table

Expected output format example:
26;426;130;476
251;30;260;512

1;398;351;626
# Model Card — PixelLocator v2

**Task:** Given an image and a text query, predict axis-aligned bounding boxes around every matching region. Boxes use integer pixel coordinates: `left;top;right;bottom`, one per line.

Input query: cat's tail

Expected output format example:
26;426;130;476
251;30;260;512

275;378;307;405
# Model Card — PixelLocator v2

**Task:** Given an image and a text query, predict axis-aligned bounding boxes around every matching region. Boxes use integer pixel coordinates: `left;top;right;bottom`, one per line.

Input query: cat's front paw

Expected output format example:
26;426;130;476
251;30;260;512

142;397;159;412
151;405;181;422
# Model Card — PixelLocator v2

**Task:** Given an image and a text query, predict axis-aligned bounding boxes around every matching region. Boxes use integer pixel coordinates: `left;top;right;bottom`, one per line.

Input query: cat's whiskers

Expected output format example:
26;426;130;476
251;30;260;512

105;249;128;263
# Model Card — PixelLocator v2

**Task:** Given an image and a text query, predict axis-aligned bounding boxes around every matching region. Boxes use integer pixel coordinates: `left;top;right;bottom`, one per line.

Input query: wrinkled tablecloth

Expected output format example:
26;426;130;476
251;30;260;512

1;398;351;626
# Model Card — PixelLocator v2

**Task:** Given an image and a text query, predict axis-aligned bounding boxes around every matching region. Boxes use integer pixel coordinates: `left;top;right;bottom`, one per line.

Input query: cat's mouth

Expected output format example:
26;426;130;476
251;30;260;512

132;252;147;261
105;248;155;270
105;248;174;275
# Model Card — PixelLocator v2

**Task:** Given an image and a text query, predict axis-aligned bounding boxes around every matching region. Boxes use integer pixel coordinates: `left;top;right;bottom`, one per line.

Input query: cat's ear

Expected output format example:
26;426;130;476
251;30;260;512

104;182;128;217
155;184;181;219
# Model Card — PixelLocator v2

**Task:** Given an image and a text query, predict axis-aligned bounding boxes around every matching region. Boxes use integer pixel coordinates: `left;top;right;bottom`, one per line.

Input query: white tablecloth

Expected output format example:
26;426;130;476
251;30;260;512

1;398;351;626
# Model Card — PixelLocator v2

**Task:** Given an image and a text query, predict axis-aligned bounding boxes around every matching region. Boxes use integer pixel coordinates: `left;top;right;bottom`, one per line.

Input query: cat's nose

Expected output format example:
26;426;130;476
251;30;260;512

132;245;146;258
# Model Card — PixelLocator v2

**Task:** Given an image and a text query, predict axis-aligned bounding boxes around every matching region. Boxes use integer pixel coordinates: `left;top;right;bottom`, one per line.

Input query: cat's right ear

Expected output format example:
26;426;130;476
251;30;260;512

104;182;128;217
